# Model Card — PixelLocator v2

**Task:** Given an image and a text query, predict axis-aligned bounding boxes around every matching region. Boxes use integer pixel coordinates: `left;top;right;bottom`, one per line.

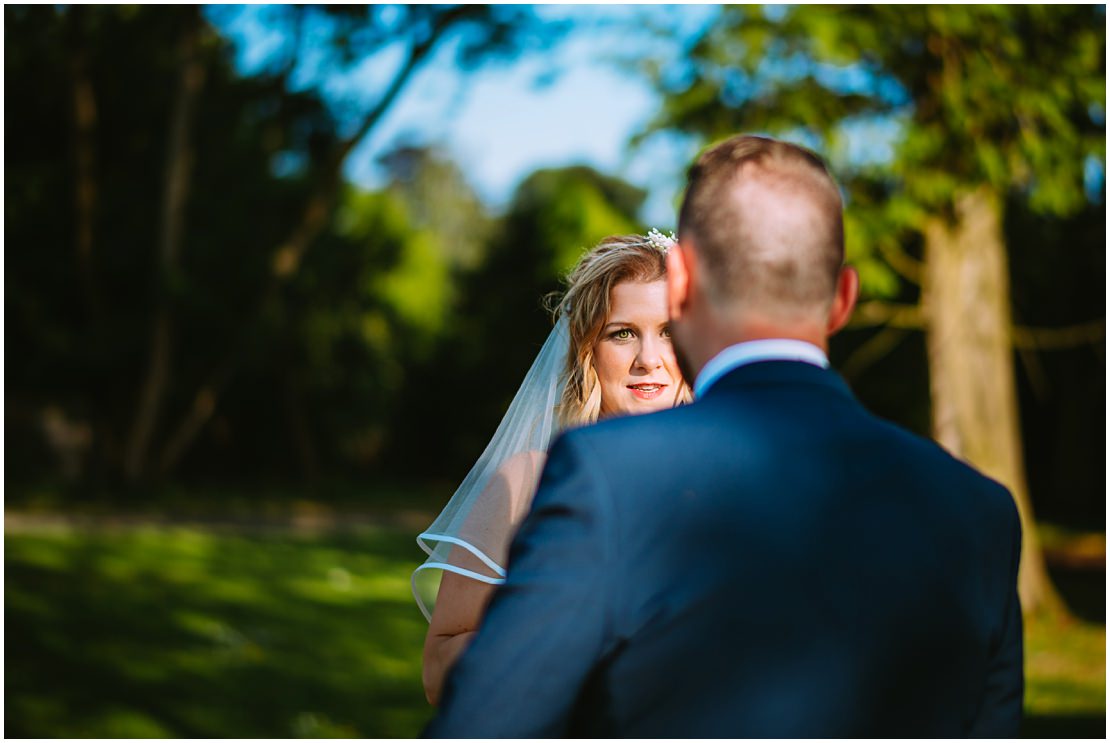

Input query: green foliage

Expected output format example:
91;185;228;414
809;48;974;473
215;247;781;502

508;166;645;275
334;187;453;353
375;230;453;345
843;206;903;298
643;4;1105;299
378;146;495;271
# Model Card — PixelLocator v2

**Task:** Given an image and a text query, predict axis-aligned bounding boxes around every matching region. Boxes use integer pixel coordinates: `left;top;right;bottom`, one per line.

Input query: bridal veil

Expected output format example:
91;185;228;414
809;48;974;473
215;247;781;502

411;317;569;621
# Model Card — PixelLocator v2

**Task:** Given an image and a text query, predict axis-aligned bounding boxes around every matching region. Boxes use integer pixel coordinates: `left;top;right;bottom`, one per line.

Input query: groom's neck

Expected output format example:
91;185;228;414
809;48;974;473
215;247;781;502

684;313;830;379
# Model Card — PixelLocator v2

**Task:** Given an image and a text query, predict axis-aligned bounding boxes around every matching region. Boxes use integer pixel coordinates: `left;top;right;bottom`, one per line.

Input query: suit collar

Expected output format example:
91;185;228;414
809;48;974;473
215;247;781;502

698;359;856;401
693;340;829;398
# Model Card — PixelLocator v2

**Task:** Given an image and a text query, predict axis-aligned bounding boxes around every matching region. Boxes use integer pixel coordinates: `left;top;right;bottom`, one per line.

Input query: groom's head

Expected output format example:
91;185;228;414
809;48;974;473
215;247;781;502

667;135;859;378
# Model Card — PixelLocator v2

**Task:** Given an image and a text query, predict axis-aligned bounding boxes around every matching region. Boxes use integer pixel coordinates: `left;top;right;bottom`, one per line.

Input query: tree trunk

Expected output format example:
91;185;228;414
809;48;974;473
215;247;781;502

69;13;99;317
123;11;206;482
922;186;1066;619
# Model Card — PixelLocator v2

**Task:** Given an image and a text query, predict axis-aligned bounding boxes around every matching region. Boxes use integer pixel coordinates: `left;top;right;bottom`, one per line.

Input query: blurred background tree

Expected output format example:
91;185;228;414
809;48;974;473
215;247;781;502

636;3;1105;619
6;4;565;488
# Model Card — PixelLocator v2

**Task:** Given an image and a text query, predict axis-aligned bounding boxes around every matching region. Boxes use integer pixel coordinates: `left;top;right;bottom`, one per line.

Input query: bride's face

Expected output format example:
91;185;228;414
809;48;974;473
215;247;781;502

594;279;682;419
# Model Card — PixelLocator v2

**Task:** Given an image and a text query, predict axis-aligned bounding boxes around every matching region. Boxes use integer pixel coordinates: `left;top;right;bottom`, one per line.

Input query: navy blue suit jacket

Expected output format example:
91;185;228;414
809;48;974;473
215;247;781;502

426;361;1023;737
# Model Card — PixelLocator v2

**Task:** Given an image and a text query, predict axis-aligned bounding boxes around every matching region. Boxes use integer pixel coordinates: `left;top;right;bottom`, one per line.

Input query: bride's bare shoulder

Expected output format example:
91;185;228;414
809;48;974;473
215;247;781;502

498;449;547;478
489;449;547;523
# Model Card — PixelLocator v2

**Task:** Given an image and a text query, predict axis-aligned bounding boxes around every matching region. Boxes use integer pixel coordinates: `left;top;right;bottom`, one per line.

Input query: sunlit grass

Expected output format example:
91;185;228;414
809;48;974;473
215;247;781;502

6;525;435;738
1026;617;1105;714
5;521;1106;738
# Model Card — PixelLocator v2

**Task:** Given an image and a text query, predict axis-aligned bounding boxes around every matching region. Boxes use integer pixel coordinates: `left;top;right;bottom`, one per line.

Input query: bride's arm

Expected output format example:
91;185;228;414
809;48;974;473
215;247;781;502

421;450;547;706
422;557;498;706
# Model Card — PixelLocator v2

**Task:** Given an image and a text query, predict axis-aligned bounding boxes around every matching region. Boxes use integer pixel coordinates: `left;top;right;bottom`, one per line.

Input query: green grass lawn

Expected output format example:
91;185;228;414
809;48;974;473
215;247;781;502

6;524;435;737
1022;613;1106;738
6;520;1106;737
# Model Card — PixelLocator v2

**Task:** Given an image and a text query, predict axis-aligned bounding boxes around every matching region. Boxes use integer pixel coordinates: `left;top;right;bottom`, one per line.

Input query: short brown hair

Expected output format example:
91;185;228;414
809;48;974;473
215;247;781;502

678;135;844;316
547;235;692;427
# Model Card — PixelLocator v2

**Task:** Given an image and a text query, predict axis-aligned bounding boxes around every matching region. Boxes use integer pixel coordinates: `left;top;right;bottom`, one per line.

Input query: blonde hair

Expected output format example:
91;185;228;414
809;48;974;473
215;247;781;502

546;235;693;428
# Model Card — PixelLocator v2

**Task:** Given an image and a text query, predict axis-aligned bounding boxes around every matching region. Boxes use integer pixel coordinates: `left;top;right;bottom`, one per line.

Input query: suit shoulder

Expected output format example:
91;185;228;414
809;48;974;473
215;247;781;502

866;414;1019;518
556;402;699;449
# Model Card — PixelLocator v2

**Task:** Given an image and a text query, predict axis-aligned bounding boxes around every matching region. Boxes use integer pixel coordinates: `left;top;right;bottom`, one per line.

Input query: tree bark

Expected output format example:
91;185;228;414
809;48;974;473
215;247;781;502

922;186;1066;619
123;11;206;482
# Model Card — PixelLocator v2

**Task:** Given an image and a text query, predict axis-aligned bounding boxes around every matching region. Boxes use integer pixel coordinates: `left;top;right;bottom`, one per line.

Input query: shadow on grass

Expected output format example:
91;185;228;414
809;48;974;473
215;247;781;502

1022;714;1106;738
1049;562;1105;625
6;526;436;737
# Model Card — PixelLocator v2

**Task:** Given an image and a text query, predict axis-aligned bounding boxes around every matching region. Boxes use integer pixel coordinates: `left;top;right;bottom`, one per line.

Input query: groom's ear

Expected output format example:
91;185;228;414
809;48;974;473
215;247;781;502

827;265;860;336
666;241;691;321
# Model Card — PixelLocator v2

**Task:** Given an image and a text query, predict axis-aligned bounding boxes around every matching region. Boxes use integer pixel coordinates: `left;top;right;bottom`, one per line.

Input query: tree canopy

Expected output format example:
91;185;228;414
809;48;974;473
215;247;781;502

645;5;1103;288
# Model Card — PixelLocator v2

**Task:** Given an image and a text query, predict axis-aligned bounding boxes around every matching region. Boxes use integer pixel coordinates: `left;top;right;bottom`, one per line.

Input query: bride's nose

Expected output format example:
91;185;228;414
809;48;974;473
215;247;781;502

634;337;664;371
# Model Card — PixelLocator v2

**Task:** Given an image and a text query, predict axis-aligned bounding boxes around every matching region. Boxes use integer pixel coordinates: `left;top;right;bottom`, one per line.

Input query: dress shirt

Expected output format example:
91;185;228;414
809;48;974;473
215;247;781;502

693;339;830;399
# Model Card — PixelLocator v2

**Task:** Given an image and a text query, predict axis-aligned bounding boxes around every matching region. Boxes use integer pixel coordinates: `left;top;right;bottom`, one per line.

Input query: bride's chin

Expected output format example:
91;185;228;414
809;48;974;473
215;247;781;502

602;395;672;419
629;398;671;415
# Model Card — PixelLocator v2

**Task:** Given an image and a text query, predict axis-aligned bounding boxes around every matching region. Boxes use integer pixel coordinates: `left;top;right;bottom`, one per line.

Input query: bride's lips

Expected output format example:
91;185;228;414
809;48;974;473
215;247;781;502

627;383;668;401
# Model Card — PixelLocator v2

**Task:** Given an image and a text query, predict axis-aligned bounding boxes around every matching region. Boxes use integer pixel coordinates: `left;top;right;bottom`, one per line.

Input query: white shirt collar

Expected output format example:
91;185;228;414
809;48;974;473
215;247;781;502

692;339;830;398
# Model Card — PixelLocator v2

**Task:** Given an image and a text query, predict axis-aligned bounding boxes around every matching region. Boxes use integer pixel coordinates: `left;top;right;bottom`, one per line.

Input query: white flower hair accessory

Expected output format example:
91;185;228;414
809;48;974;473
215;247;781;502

647;228;677;253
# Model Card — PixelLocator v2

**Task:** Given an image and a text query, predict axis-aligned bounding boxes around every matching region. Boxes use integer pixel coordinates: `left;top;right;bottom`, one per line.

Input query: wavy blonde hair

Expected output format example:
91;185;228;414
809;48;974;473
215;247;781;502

546;235;693;428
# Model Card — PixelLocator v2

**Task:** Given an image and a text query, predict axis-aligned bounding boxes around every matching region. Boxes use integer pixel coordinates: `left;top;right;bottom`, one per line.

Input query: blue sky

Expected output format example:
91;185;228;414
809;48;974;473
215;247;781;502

207;5;719;228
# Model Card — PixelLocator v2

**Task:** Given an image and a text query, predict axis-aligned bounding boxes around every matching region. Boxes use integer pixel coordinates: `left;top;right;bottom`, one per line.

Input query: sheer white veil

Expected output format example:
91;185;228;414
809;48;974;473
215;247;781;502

411;316;569;621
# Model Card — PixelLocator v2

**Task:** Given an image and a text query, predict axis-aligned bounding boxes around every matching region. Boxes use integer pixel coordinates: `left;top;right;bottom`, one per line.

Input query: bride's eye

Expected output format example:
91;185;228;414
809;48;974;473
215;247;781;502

661;325;672;339
609;328;634;341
